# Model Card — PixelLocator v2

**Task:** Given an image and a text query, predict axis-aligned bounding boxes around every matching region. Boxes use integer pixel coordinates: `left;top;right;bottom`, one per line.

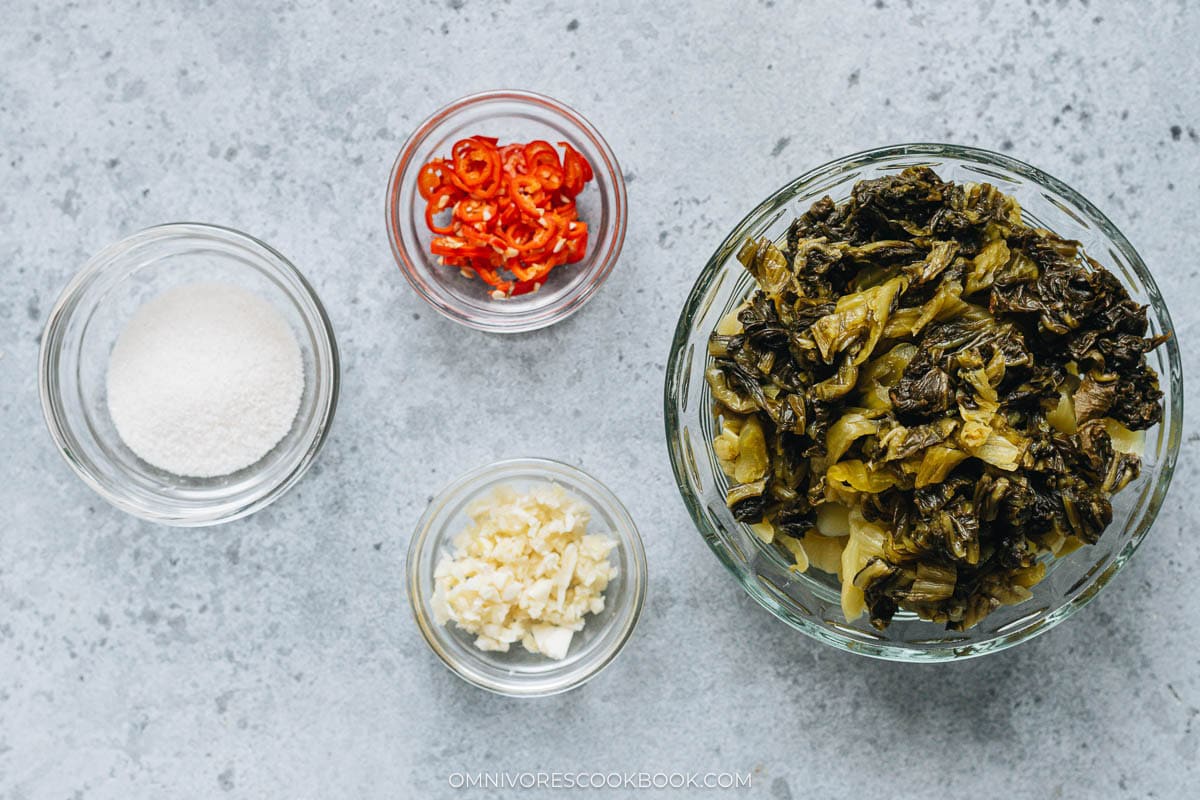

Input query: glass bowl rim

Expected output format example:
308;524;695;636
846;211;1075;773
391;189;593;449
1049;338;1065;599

664;142;1184;662
385;88;628;334
37;221;341;527
406;456;648;696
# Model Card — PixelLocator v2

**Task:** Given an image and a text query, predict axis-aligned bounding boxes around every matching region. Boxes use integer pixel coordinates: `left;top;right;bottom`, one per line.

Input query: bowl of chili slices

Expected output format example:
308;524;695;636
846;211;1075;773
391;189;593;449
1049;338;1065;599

387;90;628;333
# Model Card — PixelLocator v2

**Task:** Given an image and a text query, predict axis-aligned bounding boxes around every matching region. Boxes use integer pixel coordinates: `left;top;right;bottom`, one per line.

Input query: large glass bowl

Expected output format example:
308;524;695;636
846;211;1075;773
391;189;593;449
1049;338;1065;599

39;223;340;526
665;144;1183;662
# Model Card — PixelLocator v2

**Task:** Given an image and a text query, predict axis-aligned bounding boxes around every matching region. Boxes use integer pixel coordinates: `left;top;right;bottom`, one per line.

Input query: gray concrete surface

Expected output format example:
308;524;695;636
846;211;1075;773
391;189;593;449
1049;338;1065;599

3;1;1199;798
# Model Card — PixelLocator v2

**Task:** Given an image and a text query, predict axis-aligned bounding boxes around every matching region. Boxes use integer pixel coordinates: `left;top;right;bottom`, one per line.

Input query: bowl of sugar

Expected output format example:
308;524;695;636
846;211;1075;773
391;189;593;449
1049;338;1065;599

39;223;339;526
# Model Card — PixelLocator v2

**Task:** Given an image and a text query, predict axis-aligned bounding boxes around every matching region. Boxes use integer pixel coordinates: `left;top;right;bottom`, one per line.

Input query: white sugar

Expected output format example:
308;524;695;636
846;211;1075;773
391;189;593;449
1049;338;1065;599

106;282;304;478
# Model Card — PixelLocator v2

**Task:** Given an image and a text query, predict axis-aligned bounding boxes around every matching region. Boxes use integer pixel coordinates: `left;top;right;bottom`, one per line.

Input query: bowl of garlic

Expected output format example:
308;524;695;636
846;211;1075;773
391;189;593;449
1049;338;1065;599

406;458;646;697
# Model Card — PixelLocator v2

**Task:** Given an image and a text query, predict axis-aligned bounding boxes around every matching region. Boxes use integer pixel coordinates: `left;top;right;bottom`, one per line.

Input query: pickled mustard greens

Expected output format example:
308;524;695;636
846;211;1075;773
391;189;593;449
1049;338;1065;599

707;167;1168;631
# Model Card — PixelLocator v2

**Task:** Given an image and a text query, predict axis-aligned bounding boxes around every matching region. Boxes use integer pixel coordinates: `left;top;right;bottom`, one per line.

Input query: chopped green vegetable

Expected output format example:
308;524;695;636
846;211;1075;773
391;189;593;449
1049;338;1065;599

708;167;1168;630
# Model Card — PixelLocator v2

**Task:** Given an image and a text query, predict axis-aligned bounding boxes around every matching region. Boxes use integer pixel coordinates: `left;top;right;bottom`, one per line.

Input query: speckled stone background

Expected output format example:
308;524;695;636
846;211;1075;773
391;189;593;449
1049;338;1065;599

2;1;1199;798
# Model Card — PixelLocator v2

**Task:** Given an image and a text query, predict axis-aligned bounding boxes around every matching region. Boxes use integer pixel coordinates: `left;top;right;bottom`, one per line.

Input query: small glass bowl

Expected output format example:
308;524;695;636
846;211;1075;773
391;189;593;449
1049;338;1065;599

407;458;647;696
386;90;627;333
39;223;340;527
665;143;1183;662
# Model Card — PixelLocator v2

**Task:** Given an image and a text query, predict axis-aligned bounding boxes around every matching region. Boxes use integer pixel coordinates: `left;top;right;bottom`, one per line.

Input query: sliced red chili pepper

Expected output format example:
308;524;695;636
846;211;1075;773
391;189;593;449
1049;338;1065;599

417;160;450;201
450;138;476;161
552;198;577;219
562;148;587;196
498;221;531;248
430;237;493;260
475;267;514;295
453;140;498;187
498;144;527;176
474;266;503;285
416;137;594;299
494;204;520;230
424;188;458;235
445;167;474;195
457;224;506;252
508;174;545;217
455;198;495;224
566;231;588;262
508;279;543;296
529;260;556;281
523;140;560;169
560;141;594;183
531;162;563;192
505;217;557;253
443;167;500;200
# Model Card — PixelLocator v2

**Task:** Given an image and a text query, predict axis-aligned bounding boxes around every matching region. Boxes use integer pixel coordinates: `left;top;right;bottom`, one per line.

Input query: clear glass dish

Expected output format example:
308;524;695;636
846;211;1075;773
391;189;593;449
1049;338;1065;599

407;458;647;696
386;89;627;333
39;223;339;527
665;143;1183;662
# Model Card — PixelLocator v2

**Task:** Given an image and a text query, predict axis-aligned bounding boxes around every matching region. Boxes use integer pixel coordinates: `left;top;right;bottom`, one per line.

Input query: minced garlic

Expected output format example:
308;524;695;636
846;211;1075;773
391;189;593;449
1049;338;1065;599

431;483;618;660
